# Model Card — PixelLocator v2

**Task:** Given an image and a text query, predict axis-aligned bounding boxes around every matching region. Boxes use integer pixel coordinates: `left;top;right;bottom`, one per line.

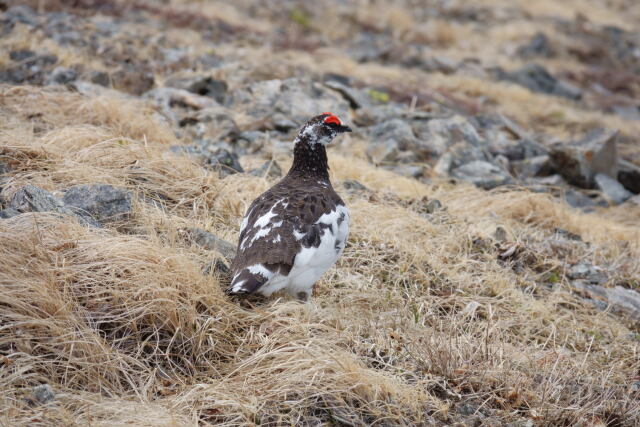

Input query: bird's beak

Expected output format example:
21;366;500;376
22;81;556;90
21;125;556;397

338;125;352;133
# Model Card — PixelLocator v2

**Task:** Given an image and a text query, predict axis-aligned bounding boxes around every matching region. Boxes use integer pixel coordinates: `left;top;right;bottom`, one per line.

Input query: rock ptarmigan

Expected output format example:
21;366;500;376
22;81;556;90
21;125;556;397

228;113;352;302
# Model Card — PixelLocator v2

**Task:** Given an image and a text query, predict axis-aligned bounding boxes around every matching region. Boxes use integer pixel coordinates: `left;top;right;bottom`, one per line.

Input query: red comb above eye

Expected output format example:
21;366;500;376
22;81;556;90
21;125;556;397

323;115;341;125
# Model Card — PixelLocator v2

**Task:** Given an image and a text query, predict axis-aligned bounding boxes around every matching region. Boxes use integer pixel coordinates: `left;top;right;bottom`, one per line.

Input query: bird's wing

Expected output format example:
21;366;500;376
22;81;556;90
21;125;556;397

228;185;339;294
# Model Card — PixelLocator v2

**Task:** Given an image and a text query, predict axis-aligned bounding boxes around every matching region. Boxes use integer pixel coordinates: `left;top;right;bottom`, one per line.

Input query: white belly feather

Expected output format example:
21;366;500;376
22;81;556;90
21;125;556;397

258;204;349;298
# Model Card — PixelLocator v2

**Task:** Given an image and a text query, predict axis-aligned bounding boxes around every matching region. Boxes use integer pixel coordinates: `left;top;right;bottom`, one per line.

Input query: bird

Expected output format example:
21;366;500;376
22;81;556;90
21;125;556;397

227;113;352;302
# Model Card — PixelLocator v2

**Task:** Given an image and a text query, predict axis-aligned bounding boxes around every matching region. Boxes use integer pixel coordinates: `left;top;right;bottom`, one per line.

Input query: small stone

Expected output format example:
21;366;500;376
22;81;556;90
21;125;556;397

165;75;228;104
26;384;55;406
563;189;606;211
46;66;77;85
0;208;20;219
547;129;620;189
342;179;371;195
570;281;640;321
618;160;640;194
186;227;236;260
514;155;551;178
9;49;35;61
10;185;66;214
323;79;370;109
517;32;554;58
8;185;99;226
389;164;425;178
232;78;350;129
594;173;633;205
457;403;477;416
493;226;508;242
3;5;39;27
536;175;565;186
425;199;442;214
497;64;582;100
366;119;416;164
89;70;110;87
206;149;243;177
62;184;132;224
568;262;608;285
272;113;298;132
451;160;512;189
111;67;155;95
203;258;231;277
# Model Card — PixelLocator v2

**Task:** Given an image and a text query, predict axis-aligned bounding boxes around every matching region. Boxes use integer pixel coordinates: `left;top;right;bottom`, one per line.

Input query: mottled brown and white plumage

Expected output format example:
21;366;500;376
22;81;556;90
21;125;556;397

228;113;351;301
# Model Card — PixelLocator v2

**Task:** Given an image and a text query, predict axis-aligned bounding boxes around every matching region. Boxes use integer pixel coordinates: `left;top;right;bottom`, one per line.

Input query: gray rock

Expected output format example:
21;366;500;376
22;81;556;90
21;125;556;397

250;160;282;179
205;149;244;177
570;281;640;321
563;189;607;211
586;129;619;178
612;105;640;121
412;114;482;158
203;258;231;277
517;33;554;58
186;227;236;260
0;160;10;175
513;155;551;178
111;67;154;95
354;103;411;127
0;52;58;85
323;79;370;109
347;32;393;63
165;75;228;104
0;208;20;219
451;160;512;189
497;64;582;100
145;87;219;124
10;185;67;214
342;179;371;195
46;66;77;85
417;55;459;74
594;173;633;205
440;143;492;175
366;119;416;163
89;70;110;87
25;384;55;407
425;199;443;214
388;164;425;179
271;113;298;131
70;80;111;98
9;49;35;61
530;174;565;187
235;131;270;155
8;185;99;226
185;107;239;142
568;262;608;285
618;160;640;194
233;78;351;129
548;129;619;188
2;6;39;28
62;184;132;224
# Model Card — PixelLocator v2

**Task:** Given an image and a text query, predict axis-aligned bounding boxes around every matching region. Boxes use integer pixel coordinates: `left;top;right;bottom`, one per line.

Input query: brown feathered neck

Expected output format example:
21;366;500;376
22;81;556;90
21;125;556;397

287;134;330;181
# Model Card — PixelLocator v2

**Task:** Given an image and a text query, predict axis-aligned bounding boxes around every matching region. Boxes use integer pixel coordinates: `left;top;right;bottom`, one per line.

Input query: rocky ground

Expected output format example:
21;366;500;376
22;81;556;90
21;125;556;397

1;0;640;425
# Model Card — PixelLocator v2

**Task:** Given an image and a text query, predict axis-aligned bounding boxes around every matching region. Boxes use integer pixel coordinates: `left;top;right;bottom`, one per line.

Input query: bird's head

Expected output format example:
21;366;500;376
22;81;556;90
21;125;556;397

295;112;352;147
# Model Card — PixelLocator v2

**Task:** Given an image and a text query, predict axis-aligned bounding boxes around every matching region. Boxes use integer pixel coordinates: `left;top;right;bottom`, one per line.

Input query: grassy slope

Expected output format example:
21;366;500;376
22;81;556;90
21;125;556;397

1;0;640;425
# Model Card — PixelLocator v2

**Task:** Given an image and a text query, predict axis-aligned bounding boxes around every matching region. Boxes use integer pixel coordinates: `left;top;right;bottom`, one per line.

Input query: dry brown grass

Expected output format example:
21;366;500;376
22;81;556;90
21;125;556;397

1;83;639;426
2;0;640;424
